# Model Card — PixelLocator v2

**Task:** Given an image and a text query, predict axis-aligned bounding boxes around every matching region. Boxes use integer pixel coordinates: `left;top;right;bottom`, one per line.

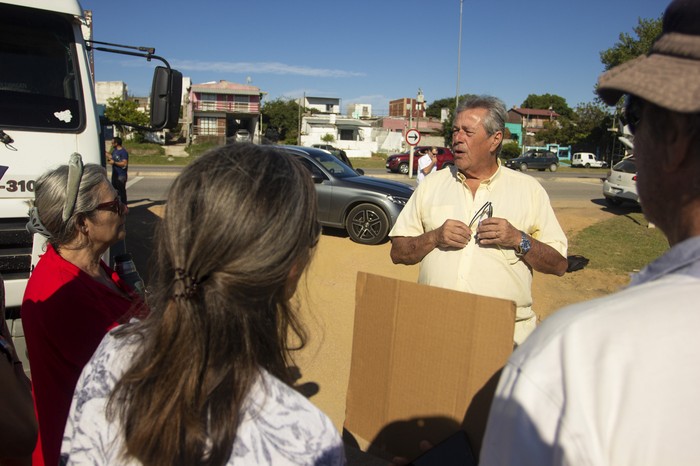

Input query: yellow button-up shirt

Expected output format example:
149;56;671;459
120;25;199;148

390;164;567;320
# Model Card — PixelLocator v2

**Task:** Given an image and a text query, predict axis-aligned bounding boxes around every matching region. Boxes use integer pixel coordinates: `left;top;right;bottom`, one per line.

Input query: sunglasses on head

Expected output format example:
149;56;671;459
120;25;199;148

95;196;126;216
621;94;643;135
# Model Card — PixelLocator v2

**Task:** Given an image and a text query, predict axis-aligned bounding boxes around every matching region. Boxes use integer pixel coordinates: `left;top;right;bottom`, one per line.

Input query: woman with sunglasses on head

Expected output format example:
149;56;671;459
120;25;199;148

21;160;142;466
60;143;344;465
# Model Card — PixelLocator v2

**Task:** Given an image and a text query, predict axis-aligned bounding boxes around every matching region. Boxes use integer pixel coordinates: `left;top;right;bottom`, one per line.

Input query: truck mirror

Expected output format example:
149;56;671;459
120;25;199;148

150;66;182;130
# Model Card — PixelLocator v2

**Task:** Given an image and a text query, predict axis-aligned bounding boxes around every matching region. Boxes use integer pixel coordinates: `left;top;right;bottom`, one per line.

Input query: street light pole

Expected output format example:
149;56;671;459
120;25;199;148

455;0;464;111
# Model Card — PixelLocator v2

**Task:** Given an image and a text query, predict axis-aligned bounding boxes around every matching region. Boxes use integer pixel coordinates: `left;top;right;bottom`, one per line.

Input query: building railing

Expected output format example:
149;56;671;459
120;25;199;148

193;101;260;113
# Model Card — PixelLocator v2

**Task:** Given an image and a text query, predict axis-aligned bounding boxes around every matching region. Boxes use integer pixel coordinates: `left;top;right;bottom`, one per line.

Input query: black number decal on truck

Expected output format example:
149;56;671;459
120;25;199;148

1;179;36;192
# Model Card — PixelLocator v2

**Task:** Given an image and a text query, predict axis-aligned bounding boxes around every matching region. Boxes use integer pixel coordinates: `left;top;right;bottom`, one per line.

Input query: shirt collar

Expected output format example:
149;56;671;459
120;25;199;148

454;159;502;188
629;235;700;286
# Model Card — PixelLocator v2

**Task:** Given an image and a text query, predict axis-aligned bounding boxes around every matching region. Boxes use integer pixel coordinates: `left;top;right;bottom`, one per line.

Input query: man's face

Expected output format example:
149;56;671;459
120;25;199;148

451;108;501;174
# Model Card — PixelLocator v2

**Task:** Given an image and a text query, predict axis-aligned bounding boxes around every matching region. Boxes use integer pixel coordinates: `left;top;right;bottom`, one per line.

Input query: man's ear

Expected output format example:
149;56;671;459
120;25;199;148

490;131;503;153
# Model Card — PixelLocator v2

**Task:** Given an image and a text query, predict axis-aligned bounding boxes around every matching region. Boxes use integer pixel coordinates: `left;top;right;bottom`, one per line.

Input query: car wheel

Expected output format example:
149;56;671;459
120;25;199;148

520;163;528;172
398;163;409;175
585;163;591;168
346;203;389;245
549;163;558;172
606;197;622;206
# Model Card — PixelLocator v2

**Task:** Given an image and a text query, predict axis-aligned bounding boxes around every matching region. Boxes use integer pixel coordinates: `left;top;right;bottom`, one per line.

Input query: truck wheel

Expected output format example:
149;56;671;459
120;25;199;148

399;163;409;175
549;163;558;172
520;163;528;172
585;163;591;168
347;204;389;245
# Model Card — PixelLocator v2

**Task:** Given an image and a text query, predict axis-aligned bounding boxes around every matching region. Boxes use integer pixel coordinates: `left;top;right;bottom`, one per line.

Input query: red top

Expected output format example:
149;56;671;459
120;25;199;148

22;244;141;466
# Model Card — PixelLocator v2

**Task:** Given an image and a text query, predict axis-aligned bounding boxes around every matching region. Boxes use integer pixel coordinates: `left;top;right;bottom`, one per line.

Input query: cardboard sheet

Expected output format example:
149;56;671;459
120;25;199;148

344;272;515;460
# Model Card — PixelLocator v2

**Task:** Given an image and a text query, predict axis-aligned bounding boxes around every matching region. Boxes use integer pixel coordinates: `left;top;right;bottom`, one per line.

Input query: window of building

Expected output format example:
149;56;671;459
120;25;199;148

200;93;216;110
199;117;218;135
339;129;354;140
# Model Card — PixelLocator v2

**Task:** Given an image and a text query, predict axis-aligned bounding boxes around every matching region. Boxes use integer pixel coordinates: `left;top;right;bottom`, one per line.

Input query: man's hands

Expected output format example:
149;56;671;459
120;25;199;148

474;217;521;248
434;219;472;248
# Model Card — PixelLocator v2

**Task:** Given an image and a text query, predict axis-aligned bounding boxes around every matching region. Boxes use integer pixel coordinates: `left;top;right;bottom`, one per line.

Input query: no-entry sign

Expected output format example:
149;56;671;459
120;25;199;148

405;129;421;146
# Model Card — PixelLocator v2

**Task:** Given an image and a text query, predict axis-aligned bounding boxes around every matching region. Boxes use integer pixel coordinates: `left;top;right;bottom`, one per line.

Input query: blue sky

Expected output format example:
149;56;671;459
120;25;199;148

81;0;667;115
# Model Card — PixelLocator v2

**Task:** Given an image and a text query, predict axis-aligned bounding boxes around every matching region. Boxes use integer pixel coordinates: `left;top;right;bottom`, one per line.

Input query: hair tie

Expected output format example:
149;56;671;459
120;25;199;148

173;268;208;300
62;153;84;221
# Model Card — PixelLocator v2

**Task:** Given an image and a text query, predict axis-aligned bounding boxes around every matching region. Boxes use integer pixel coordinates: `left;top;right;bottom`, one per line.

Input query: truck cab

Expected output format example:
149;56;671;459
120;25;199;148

0;0;180;371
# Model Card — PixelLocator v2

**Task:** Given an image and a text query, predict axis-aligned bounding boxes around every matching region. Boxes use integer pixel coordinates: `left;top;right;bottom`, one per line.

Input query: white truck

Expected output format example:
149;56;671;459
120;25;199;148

0;0;181;367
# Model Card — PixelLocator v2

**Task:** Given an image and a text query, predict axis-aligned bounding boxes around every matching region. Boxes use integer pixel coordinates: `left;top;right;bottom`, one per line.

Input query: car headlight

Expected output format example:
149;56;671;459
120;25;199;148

387;195;410;206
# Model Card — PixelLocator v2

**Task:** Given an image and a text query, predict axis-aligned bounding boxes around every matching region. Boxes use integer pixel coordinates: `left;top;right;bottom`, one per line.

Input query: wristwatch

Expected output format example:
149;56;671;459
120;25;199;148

515;231;531;257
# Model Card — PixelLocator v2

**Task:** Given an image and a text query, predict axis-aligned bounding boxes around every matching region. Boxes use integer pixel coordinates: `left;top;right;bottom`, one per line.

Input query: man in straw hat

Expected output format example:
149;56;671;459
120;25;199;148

479;0;700;464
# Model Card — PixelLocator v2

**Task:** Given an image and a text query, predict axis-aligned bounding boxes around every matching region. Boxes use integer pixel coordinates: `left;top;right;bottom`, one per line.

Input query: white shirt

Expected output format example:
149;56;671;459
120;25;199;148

416;153;436;184
61;329;345;466
480;235;700;466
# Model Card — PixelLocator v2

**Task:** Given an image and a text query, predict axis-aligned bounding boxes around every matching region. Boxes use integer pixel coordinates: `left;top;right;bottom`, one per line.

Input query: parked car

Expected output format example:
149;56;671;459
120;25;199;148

572;152;607;168
603;156;638;206
504;149;559;172
386;146;454;174
280;146;414;245
234;129;251;142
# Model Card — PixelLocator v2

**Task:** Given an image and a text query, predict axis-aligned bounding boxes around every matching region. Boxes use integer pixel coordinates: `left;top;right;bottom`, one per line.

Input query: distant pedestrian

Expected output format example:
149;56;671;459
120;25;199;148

416;146;438;184
106;137;128;204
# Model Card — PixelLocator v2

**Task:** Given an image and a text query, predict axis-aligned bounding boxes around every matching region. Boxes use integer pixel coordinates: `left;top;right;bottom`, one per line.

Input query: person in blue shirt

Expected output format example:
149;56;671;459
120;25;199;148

106;136;129;203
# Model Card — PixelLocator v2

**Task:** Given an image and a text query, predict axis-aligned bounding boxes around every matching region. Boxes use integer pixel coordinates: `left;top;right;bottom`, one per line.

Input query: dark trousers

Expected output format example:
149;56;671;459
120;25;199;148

112;175;127;204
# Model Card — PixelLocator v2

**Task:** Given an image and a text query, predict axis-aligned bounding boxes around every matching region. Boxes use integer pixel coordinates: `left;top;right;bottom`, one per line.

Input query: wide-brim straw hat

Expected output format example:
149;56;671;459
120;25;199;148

597;0;700;113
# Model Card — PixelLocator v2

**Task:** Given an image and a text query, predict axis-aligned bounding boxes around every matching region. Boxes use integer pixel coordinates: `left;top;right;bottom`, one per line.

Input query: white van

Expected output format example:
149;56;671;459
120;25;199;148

1;0;181;366
571;152;607;168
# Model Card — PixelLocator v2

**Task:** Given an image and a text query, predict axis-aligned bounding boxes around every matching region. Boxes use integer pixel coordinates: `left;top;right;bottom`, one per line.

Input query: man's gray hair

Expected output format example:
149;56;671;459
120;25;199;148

455;95;507;155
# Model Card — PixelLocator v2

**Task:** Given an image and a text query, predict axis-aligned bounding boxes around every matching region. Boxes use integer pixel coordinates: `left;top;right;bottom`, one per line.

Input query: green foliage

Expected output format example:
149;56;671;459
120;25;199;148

261;98;302;144
521;94;573;119
536;102;615;154
425;93;478;119
500;141;521;159
600;16;663;71
126;142;165;156
569;211;668;274
104;97;149;139
321;133;336;143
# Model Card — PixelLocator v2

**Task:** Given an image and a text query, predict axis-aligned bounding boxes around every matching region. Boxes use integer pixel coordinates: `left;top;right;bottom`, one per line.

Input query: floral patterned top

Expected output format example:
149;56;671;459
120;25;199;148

61;328;346;465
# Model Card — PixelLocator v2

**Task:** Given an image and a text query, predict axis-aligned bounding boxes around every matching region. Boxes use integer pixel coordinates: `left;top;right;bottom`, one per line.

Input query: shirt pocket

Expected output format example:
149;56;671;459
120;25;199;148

424;205;465;231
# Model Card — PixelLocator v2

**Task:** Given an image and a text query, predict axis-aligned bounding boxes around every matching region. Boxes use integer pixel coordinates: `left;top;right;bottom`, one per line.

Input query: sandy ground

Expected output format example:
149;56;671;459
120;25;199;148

292;198;632;432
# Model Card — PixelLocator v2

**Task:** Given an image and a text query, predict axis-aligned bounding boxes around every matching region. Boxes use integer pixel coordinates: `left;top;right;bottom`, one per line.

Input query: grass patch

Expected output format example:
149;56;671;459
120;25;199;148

569;211;668;274
354;154;388;170
125;142;165;157
186;142;219;158
130;154;194;166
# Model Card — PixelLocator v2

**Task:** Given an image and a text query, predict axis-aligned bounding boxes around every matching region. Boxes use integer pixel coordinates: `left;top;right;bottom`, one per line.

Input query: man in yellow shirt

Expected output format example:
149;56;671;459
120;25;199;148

390;95;568;344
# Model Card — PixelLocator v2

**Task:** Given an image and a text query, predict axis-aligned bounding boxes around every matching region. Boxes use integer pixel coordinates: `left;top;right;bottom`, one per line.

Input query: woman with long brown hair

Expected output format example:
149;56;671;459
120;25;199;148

61;144;344;465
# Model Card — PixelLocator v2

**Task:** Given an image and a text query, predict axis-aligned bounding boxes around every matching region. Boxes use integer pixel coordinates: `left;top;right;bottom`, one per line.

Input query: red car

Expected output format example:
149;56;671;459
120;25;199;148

385;146;454;174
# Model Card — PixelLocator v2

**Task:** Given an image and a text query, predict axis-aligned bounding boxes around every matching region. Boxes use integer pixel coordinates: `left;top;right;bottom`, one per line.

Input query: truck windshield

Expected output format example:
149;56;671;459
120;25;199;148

0;4;83;131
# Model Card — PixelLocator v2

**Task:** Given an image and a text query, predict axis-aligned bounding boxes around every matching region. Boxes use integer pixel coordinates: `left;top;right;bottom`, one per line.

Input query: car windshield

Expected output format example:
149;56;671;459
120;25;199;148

0;4;83;130
613;158;636;173
301;150;357;179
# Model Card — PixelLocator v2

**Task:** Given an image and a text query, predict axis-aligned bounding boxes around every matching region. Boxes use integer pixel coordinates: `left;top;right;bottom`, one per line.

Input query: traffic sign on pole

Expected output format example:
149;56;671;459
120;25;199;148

405;129;421;146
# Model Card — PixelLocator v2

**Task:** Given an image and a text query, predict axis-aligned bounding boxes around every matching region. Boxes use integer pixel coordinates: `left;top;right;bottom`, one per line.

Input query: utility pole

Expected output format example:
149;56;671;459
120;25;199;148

455;0;464;111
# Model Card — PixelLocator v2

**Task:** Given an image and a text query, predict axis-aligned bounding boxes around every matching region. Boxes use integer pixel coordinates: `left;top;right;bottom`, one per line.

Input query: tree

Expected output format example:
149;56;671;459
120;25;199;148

261;98;302;144
500;141;521;160
104;97;148;139
321;133;336;143
600;16;663;71
536;102;615;155
521;94;573;119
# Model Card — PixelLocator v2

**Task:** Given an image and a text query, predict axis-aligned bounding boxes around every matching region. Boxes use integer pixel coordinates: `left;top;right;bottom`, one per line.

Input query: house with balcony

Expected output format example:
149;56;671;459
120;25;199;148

187;80;264;143
507;107;559;138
